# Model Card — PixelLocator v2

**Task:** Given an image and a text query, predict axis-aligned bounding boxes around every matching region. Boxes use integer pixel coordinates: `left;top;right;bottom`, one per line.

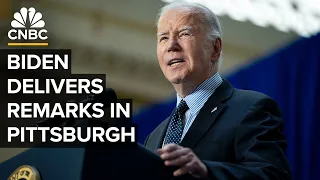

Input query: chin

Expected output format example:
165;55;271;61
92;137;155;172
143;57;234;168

167;75;187;84
165;70;189;84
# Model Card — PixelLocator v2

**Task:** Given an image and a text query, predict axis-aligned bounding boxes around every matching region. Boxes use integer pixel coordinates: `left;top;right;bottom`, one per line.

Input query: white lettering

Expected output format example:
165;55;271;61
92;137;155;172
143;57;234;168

8;29;48;40
50;127;62;142
6;127;137;143
8;103;19;118
8;127;19;142
106;127;119;142
23;79;34;94
91;78;103;94
38;29;48;40
93;127;104;142
78;79;91;94
5;78;104;94
8;29;17;40
66;79;78;94
117;103;130;118
8;54;20;69
20;103;33;118
6;54;69;70
92;103;104;118
78;128;91;142
63;127;76;142
8;79;21;94
26;127;37;142
38;127;50;142
121;127;136;142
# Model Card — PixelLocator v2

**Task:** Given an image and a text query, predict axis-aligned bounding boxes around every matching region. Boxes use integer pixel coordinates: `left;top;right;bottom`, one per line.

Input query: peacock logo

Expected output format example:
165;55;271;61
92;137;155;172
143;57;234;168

11;7;45;28
8;7;48;46
8;165;41;180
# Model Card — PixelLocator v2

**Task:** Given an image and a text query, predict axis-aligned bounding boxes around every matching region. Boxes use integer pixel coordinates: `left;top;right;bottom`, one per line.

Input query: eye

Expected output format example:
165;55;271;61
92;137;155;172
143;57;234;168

159;36;168;42
180;32;191;36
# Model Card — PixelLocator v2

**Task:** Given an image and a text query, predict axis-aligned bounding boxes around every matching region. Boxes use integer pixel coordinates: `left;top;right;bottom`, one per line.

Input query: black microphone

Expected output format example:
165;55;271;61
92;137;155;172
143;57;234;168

36;88;117;127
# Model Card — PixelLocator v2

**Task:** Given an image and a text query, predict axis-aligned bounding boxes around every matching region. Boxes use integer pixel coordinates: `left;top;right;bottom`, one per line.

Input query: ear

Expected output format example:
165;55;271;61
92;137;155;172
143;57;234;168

211;38;222;62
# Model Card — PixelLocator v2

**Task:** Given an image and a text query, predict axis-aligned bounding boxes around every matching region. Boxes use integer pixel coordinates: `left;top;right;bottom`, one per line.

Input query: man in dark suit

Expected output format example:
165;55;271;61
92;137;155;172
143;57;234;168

144;1;292;179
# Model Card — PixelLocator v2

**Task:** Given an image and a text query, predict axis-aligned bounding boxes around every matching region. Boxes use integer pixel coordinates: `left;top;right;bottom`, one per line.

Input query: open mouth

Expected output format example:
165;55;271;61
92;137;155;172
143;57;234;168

168;59;185;66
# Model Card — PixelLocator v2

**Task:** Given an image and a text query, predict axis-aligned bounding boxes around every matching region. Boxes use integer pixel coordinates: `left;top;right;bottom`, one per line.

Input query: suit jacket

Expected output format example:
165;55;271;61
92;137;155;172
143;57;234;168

144;79;292;179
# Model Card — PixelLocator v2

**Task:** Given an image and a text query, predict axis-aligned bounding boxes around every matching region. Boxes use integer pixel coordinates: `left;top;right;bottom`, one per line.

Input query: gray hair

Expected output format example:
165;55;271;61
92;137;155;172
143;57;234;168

156;1;223;70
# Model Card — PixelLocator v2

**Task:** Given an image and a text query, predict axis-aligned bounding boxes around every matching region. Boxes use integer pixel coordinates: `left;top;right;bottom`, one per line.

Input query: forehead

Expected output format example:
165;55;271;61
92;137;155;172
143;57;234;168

157;9;201;31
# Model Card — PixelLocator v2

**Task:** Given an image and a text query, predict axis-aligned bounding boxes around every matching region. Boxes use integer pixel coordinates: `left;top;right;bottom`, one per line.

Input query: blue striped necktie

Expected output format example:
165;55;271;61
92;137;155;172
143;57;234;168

164;99;189;145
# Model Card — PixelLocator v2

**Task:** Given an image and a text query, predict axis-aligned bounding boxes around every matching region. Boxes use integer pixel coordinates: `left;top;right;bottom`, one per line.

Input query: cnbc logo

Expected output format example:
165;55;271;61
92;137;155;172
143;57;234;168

8;7;48;46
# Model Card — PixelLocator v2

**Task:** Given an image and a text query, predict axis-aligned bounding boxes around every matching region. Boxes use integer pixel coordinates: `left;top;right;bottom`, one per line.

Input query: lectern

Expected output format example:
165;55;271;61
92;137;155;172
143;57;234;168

0;120;195;180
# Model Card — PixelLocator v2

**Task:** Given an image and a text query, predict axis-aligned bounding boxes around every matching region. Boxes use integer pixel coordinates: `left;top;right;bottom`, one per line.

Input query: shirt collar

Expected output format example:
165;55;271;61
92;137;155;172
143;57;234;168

176;72;223;114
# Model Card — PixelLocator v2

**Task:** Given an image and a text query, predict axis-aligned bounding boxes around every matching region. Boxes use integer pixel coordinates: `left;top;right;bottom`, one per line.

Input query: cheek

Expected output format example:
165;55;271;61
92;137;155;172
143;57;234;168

157;48;164;63
183;40;200;58
188;48;209;70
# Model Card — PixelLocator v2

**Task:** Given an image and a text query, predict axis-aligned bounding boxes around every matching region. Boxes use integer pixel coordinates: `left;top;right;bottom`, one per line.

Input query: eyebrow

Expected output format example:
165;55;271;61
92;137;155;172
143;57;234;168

179;26;193;32
157;26;193;36
157;32;168;36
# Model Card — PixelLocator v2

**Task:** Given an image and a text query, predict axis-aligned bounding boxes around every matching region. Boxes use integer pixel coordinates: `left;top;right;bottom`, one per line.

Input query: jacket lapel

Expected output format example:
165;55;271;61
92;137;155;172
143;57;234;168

154;118;169;150
179;79;234;148
149;110;175;152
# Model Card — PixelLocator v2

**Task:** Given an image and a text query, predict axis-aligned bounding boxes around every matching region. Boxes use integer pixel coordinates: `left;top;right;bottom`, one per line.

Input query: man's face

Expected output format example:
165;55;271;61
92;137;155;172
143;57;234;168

157;9;214;85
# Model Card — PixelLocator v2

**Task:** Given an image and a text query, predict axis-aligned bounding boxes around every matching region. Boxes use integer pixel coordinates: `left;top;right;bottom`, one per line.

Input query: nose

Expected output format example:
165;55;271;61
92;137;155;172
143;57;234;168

167;38;181;52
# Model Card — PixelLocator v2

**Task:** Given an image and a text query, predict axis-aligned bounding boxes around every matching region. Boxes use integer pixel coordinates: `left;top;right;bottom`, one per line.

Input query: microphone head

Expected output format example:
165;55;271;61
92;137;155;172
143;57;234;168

92;88;117;108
